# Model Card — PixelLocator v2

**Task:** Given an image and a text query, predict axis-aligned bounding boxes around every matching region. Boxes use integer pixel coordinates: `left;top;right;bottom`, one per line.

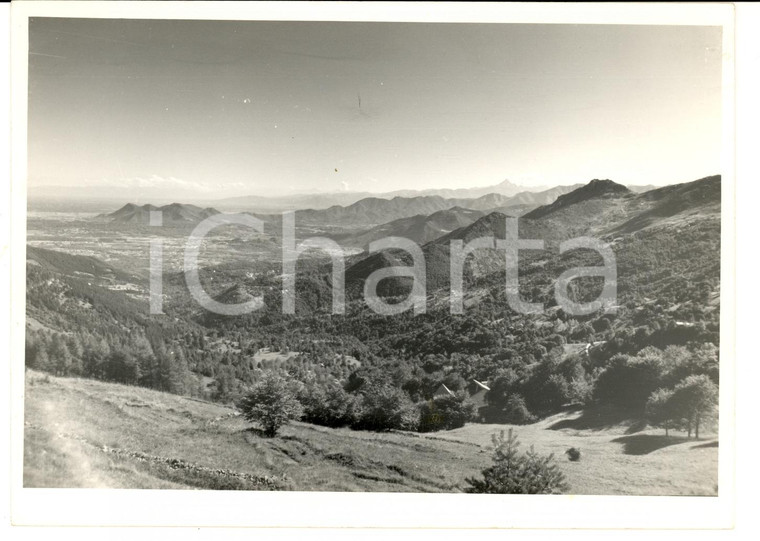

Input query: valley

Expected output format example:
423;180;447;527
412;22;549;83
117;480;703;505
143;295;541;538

23;175;723;495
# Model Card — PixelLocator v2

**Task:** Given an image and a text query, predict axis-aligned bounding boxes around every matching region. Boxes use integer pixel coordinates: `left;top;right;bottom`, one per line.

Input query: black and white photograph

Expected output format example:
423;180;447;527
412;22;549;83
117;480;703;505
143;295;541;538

7;0;741;531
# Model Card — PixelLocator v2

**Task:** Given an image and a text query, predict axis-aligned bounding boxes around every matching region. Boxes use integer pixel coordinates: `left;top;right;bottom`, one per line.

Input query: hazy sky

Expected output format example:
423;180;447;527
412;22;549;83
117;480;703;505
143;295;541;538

28;18;722;199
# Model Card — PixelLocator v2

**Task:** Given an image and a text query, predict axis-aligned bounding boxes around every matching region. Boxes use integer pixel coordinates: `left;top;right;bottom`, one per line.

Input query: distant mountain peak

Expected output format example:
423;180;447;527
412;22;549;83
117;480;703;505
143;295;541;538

494;178;521;188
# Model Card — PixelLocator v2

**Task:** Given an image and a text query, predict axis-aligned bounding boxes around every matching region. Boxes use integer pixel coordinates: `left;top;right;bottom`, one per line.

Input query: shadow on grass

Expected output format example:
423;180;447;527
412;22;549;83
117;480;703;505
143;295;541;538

239;426;272;438
548;406;645;433
611;434;690;455
692;440;718;449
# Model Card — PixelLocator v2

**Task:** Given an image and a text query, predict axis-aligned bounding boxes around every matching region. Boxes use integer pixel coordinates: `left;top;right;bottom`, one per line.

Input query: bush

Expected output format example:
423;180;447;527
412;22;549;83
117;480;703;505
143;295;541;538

565;447;581;461
466;429;569;494
418;393;476;432
238;373;303;437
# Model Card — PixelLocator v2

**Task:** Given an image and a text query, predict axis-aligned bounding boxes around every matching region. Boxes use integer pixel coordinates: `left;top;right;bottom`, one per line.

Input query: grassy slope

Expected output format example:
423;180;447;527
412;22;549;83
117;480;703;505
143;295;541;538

23;371;717;495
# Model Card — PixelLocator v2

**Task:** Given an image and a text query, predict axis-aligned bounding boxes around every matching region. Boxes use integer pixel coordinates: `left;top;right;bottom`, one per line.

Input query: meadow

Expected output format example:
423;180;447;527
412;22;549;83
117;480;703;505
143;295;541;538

23;370;718;495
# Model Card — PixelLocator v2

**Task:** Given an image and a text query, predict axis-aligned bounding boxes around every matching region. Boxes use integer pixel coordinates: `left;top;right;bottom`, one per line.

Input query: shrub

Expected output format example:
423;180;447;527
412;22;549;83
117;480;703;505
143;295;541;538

466;429;569;494
565;447;581;461
238;373;304;437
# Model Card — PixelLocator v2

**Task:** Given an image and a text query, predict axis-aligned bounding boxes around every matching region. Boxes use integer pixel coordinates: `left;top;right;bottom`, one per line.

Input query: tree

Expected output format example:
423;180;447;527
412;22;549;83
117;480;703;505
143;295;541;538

37;348;51;372
670;375;718;439
238;373;303;437
485;368;521;410
106;348;141;384
502;394;536;425
593;354;664;411
66;334;84;375
213;365;239;402
159;347;191;395
354;384;418;432
25;331;48;371
82;335;110;379
466;429;569;494
418;393;476;432
49;334;72;376
645;388;677;436
522;370;570;413
300;382;359;428
664;343;719;386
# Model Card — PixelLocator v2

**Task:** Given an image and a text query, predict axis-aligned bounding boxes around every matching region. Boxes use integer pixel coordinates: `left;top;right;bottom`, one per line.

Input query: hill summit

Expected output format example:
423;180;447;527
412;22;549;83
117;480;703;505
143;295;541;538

101;203;221;224
524;179;631;220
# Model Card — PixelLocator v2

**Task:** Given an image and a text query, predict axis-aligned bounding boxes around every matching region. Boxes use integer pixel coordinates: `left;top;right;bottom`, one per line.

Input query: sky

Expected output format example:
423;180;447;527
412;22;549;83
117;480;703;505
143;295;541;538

27;18;723;199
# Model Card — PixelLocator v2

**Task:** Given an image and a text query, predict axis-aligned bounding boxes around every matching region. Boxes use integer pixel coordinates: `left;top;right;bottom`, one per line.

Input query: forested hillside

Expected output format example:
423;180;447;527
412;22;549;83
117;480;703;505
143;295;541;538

26;176;721;437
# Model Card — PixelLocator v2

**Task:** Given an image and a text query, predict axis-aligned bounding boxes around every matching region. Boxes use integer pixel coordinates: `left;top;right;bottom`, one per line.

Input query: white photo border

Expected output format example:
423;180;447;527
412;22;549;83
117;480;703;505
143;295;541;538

8;1;737;530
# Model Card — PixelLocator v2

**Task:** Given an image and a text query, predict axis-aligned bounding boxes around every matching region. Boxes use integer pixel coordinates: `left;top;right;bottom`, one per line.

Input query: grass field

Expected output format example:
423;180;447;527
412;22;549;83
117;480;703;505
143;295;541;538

23;370;718;495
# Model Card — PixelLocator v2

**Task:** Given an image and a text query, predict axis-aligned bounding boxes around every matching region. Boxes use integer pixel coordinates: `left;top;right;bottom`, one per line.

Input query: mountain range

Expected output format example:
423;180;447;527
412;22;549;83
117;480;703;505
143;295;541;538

209;179;656;212
95;180;660;231
292;194;512;227
289;184;585;227
29;177;659;213
98;186;579;229
96;177;718;263
344;175;721;292
209;179;536;211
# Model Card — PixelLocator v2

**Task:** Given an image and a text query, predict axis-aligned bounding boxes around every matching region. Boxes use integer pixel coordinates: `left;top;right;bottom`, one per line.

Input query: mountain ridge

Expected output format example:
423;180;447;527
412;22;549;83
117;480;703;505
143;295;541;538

293;193;515;226
341;207;486;248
